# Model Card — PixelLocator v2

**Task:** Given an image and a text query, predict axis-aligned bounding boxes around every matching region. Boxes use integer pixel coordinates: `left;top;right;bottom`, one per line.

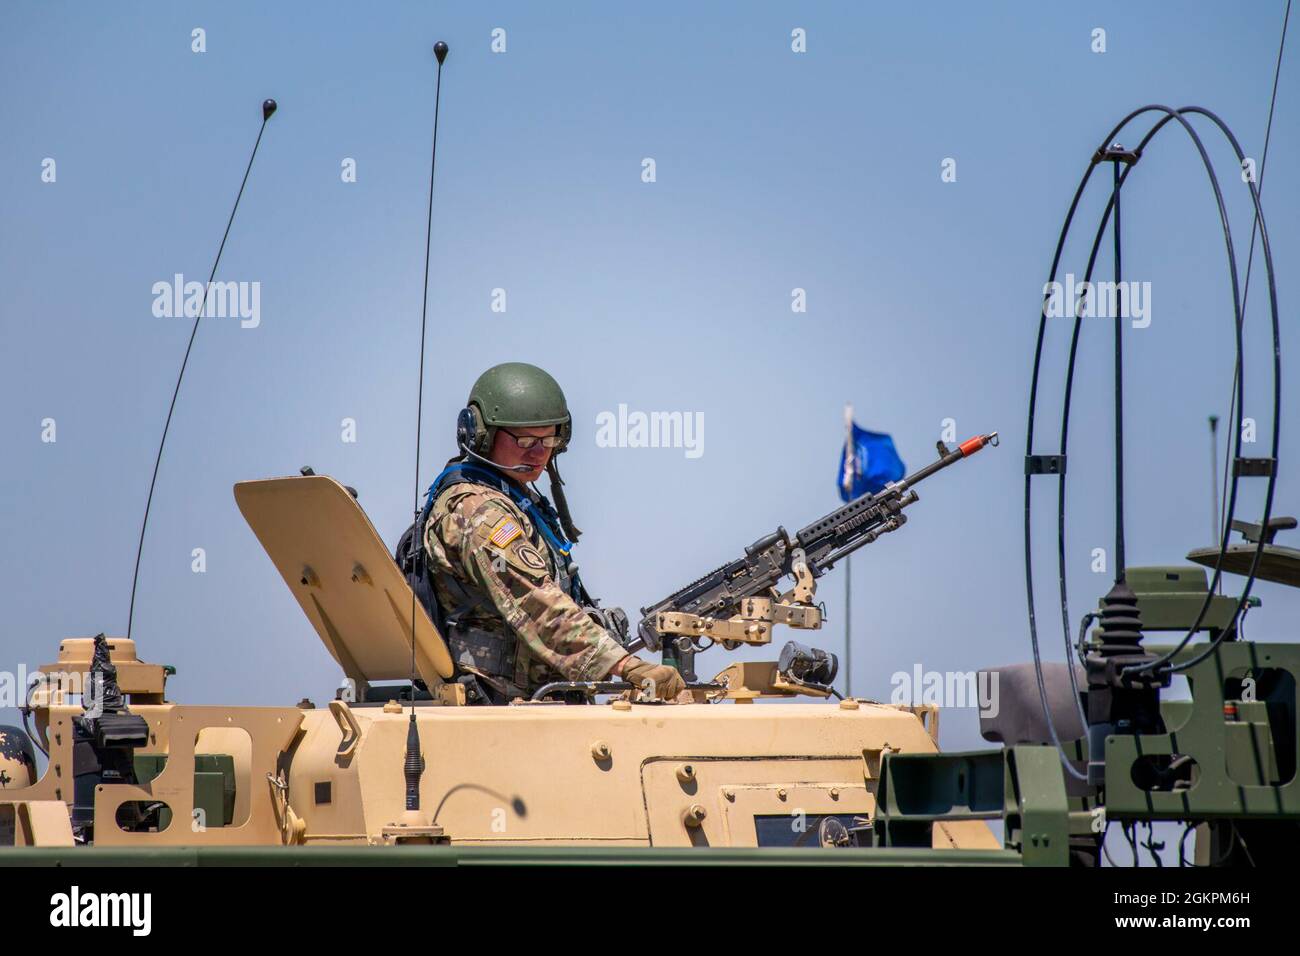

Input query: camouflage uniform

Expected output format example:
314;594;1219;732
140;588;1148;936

423;474;627;699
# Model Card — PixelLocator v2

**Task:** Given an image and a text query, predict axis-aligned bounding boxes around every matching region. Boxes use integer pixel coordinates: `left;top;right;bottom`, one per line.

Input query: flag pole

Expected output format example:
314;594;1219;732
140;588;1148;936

843;403;854;698
845;559;852;697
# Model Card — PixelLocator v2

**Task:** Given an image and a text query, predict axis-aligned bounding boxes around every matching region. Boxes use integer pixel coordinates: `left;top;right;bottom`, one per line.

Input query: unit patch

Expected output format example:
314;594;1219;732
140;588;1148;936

488;517;523;549
515;544;547;571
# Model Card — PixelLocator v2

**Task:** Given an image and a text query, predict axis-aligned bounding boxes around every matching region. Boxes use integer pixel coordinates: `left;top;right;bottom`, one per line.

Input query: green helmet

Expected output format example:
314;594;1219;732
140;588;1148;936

460;362;571;455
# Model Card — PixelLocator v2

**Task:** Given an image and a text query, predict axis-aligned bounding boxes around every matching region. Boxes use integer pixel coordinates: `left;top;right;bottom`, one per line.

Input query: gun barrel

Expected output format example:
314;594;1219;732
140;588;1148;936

797;432;998;571
816;491;919;569
902;432;998;487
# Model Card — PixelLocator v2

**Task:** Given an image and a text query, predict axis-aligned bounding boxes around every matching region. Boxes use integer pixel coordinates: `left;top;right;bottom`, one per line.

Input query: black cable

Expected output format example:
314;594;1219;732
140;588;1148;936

1025;104;1186;779
1023;78;1286;794
1027;109;1163;779
1208;3;1284;588
1051;107;1248;680
1217;388;1238;571
1136;105;1283;675
1076;611;1097;665
126;101;276;640
1052;146;1149;746
22;680;49;758
1166;3;1290;664
1141;821;1164;867
1210;417;1222;561
1112;157;1126;586
1201;822;1244;866
1100;820;1120;867
1178;822;1194;866
1026;100;1280;748
1055;241;1092;745
1230;0;1292;379
1024;143;1111;781
1126;1;1291;671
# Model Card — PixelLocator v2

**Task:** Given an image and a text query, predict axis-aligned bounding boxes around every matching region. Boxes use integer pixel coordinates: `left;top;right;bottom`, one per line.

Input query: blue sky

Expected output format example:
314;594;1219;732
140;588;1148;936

2;3;1295;860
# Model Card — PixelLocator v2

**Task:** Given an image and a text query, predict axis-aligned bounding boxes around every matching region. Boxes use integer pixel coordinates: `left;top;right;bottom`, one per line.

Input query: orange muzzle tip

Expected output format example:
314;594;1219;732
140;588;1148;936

958;433;998;456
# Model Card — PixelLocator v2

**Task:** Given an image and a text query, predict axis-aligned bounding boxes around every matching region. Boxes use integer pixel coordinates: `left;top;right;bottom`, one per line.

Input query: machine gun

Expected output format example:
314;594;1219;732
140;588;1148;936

630;433;999;678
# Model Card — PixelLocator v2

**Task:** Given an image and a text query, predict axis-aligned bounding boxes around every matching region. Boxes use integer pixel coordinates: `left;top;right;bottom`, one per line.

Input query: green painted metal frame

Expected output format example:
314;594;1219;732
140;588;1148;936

1104;641;1300;820
872;745;1069;866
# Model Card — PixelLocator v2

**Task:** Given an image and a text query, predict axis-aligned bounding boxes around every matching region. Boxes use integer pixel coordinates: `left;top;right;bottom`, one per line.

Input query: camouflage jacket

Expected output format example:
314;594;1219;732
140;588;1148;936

422;473;627;696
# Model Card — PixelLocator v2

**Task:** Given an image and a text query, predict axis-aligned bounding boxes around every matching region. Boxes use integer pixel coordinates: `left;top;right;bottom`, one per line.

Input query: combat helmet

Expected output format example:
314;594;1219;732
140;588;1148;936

458;362;572;457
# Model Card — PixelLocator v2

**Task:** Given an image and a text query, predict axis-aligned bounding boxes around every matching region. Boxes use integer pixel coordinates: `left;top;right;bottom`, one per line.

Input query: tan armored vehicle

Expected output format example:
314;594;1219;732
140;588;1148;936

2;471;1000;859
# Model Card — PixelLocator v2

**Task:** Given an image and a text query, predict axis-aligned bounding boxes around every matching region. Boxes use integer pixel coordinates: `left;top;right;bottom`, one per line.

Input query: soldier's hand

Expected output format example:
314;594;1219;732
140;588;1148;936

619;657;686;702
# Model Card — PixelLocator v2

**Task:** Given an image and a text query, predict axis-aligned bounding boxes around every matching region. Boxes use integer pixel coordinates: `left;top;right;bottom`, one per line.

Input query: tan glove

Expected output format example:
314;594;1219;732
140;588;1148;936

619;657;686;702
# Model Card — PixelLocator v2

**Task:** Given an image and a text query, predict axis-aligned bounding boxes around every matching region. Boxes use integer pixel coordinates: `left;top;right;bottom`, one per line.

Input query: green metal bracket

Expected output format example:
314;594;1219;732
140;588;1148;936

1104;641;1300;820
872;746;1070;865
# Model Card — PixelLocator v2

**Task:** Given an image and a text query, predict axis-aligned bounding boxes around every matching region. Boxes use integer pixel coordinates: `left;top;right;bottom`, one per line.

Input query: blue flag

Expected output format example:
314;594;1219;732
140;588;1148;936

838;422;905;502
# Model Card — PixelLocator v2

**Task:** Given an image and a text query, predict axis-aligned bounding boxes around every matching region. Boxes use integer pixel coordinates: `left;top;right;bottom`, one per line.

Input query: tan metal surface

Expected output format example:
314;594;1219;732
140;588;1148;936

710;660;830;700
283;699;997;849
37;637;167;704
92;704;303;847
645;761;873;847
0;801;74;847
9;685;997;851
1;706;79;806
234;475;454;688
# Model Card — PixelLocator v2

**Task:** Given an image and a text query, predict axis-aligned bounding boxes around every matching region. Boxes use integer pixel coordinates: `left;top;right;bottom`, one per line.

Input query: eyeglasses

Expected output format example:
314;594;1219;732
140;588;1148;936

500;429;563;450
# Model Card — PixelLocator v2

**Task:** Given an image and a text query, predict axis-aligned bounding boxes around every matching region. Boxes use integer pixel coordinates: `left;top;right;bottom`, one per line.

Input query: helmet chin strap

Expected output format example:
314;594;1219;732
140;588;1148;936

458;439;581;541
545;458;582;543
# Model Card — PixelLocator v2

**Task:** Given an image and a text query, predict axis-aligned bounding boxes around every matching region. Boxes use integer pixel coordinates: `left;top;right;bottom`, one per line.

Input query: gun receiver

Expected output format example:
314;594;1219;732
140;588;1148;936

631;433;998;674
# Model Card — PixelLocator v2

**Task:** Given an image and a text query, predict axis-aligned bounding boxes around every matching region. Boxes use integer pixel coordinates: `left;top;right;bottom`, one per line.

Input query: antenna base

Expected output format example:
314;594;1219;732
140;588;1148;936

379;810;449;846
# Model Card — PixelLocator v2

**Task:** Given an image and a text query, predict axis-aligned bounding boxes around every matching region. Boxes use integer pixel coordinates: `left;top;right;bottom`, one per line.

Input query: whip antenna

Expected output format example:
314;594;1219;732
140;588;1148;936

406;42;450;806
126;99;278;640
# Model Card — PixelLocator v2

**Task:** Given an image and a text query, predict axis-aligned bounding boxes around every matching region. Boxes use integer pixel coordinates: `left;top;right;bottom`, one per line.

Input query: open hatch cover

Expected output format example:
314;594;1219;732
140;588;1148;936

234;475;454;690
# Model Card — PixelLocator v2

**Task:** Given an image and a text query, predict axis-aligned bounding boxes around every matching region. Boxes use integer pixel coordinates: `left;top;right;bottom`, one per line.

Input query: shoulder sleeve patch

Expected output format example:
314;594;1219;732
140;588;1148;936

487;516;524;549
512;542;548;571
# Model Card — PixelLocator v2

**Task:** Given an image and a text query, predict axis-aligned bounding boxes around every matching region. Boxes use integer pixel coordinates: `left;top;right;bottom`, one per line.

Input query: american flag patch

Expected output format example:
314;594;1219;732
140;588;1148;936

488;517;523;548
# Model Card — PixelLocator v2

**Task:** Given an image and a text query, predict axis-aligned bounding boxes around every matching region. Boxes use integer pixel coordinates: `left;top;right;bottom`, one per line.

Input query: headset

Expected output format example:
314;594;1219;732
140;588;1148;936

456;403;571;462
454;401;582;540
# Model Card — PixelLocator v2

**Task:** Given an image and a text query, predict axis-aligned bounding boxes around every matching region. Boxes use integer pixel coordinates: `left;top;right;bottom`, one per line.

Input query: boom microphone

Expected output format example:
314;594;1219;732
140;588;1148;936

457;441;535;474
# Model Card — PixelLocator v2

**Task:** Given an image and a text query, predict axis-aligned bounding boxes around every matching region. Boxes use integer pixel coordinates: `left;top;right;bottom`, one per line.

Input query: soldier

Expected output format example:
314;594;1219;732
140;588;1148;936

410;362;685;704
